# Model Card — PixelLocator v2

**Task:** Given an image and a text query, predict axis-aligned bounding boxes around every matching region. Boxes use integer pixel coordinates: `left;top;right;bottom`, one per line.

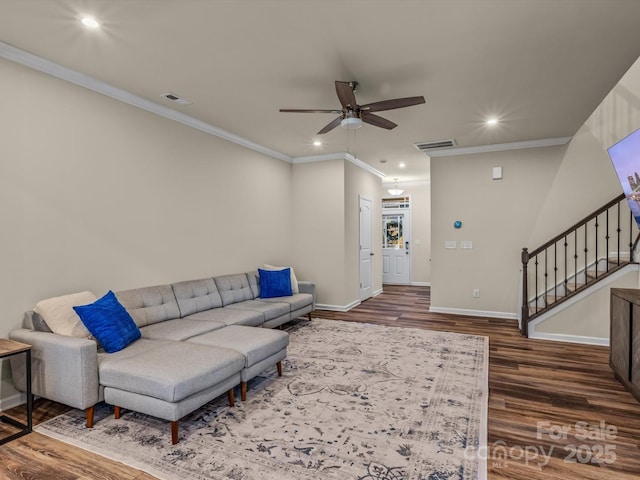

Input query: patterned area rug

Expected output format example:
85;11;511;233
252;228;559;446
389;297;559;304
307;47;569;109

36;319;488;480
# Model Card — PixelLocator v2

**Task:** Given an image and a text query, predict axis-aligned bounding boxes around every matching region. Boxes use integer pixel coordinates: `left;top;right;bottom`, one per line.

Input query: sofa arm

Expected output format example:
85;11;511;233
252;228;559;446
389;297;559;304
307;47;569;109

9;329;101;410
298;281;316;309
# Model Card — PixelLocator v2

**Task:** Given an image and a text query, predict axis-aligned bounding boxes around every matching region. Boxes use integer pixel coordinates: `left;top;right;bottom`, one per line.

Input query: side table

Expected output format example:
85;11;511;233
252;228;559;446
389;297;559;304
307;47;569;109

0;338;32;444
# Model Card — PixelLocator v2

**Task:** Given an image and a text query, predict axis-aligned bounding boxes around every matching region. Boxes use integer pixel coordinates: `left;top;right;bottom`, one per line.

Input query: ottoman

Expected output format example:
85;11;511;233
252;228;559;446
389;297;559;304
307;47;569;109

99;339;245;444
186;325;289;401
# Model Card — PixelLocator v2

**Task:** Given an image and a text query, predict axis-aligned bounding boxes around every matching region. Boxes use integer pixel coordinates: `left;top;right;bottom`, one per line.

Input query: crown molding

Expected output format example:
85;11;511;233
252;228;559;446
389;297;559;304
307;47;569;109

0;41;292;163
427;137;572;157
291;152;386;179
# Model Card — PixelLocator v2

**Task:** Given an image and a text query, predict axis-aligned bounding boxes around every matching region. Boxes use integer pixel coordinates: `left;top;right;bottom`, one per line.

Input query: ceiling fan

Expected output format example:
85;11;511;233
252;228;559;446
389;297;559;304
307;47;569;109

280;81;425;134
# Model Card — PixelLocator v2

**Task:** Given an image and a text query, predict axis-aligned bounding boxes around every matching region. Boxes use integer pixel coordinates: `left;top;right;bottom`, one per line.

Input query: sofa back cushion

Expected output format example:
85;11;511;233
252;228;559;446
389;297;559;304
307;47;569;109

214;274;255;306
172;278;223;317
115;285;180;328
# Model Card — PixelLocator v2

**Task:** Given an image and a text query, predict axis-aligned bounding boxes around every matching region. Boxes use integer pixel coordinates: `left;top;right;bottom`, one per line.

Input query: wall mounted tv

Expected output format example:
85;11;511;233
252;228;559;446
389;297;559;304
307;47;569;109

608;128;640;229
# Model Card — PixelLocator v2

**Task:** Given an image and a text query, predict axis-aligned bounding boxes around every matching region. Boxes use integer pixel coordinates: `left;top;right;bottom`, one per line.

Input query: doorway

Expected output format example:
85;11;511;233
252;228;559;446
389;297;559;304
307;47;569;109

359;196;373;301
382;197;411;284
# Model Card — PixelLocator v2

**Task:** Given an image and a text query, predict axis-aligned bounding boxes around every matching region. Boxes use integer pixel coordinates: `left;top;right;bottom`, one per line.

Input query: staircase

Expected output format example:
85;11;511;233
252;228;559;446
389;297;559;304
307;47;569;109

521;193;639;337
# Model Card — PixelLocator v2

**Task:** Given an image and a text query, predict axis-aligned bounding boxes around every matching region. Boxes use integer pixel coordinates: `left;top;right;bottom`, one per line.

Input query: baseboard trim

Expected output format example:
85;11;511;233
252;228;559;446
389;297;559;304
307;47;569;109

316;299;361;312
0;392;25;412
528;331;609;346
429;306;518;320
411;282;431;287
372;288;383;297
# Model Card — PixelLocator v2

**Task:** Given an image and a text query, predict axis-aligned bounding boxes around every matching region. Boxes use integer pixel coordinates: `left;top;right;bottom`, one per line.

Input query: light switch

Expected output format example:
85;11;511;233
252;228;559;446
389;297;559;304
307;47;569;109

445;241;457;249
461;241;473;249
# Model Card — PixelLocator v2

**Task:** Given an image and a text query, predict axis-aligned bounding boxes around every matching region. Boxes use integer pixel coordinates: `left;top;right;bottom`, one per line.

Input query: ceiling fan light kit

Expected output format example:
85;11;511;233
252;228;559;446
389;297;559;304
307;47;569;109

341;117;362;129
280;80;425;135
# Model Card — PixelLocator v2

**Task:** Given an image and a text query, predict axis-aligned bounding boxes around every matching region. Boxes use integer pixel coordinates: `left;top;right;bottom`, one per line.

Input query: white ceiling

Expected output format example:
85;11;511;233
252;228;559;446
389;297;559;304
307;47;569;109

2;0;640;183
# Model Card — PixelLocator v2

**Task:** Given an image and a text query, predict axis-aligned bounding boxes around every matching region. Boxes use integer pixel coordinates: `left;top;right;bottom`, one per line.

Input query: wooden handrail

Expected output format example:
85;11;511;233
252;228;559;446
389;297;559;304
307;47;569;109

528;193;625;258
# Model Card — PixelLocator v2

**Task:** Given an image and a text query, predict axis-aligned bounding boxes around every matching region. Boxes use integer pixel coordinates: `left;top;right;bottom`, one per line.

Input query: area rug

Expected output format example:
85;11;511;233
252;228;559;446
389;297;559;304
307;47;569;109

36;319;488;480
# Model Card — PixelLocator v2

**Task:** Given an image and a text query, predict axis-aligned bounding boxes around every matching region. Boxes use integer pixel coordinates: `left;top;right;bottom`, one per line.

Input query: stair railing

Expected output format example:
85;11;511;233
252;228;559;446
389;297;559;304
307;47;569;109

521;193;638;337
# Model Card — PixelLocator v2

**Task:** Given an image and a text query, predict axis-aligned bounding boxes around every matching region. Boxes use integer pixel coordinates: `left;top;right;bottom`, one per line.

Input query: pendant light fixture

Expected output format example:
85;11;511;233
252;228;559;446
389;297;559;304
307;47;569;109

388;178;404;196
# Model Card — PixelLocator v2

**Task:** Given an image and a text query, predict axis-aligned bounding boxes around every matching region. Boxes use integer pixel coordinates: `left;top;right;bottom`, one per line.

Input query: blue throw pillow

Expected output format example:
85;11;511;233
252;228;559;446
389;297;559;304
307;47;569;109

258;268;292;298
73;290;141;353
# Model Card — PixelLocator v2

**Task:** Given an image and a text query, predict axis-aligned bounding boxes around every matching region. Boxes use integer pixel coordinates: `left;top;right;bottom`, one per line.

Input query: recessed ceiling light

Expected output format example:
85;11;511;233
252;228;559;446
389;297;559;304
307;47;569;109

486;118;498;126
80;16;100;28
313;140;322;147
399;162;406;168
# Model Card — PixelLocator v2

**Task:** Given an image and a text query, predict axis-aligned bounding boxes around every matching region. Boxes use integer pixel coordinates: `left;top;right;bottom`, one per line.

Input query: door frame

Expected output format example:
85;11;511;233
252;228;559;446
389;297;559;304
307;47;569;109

359;195;373;301
381;196;412;285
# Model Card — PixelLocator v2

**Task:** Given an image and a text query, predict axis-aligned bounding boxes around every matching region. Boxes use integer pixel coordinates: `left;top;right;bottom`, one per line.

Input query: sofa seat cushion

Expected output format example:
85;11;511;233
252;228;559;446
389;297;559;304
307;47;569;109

257;293;313;312
187;326;289;368
115;285;180;328
172;278;222;317
98;339;244;403
225;300;289;321
184;307;263;327
139;318;226;341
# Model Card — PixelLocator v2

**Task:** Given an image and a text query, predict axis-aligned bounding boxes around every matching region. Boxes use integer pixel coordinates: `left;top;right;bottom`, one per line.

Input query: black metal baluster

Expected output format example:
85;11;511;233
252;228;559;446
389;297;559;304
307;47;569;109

574;230;578;290
617;202;621;265
553;242;558;304
544;249;548;307
606;209;610;271
564;235;568;294
595;214;599;279
584;224;588;283
535;254;539;313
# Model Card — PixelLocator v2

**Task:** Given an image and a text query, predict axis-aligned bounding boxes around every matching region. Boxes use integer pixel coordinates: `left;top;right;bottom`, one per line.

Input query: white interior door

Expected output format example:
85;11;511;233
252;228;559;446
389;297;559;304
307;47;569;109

359;196;373;301
382;211;411;284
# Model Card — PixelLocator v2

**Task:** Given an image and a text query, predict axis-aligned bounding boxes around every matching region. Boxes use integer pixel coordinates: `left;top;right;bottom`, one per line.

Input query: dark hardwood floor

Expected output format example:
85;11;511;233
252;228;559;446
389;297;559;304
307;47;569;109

1;285;639;479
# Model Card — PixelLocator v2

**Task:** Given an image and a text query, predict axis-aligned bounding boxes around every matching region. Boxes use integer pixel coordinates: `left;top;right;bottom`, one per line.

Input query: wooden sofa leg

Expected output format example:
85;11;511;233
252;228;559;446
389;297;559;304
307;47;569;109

171;421;179;445
277;361;283;377
114;406;121;419
228;388;235;407
86;406;95;428
308;312;312;321
241;382;247;401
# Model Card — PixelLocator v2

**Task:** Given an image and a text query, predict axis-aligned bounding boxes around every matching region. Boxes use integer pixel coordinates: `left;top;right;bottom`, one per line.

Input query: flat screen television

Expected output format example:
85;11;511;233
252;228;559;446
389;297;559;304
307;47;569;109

608;128;640;228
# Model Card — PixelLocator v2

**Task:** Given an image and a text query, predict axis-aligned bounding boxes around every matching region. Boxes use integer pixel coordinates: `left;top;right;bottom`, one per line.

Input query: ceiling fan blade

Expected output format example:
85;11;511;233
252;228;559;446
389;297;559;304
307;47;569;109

318;116;343;134
280;108;343;114
362;113;397;130
335;81;357;109
360;96;425;112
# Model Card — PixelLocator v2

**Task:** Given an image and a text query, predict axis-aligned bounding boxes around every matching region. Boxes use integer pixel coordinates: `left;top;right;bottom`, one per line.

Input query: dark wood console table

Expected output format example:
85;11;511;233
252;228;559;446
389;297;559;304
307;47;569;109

0;338;32;444
610;288;640;402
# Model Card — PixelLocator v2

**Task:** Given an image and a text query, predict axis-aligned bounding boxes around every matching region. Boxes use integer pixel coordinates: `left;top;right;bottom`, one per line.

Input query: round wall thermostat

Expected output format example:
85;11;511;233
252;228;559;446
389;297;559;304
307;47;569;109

453;220;462;229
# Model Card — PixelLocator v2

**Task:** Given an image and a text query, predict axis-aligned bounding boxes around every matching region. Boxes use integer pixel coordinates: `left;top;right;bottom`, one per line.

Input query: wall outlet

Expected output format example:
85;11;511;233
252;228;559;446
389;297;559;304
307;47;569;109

473;289;480;298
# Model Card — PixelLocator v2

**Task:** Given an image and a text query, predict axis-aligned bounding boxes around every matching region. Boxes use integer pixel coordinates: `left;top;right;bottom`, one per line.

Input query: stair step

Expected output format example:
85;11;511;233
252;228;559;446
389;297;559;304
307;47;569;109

565;282;584;293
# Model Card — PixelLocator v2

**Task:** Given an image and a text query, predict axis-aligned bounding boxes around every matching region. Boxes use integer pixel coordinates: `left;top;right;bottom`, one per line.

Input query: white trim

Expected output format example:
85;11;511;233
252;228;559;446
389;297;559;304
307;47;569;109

411;281;431;286
292;152;346;164
0;392;26;412
528;332;610;346
344;153;386;179
372;288;383;297
315;299;361;312
291;152;386;179
429;306;519;320
0;41;291;163
427;137;572;157
382;180;431;188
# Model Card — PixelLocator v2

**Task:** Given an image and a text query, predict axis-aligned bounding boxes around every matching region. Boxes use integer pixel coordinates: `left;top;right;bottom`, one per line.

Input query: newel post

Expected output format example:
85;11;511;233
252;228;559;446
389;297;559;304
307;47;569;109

521;248;529;337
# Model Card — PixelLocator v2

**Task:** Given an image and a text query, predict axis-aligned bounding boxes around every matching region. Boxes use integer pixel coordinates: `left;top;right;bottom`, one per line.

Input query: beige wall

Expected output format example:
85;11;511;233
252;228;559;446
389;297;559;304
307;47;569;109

534;268;640;340
0;59;293;400
292;159;382;309
430;146;566;316
381;182;432;285
291;160;346;306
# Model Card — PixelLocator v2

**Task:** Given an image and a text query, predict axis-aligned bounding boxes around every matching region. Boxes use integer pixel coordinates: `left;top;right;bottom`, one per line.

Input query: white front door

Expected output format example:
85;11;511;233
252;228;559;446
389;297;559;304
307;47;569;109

359;196;373;301
382;211;411;284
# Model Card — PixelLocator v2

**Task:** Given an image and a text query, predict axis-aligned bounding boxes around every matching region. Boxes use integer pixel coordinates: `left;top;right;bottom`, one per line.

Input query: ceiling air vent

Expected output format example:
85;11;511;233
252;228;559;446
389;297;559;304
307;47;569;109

160;92;192;106
414;138;457;152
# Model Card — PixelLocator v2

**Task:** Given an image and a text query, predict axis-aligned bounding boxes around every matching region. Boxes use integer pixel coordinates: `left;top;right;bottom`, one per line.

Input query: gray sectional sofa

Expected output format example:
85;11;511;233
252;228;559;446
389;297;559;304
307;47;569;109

9;271;315;444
